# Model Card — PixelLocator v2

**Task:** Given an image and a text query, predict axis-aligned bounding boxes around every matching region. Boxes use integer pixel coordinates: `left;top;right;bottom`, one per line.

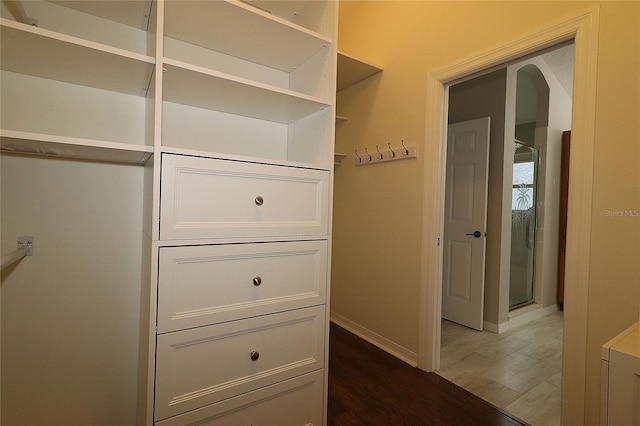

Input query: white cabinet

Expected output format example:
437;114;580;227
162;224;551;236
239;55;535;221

1;0;335;424
601;322;640;426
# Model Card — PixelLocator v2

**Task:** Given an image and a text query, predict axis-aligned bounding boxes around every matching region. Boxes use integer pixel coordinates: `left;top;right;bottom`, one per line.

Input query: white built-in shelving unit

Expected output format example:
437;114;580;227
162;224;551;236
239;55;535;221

0;1;155;164
1;0;336;424
337;50;382;91
334;51;382;165
159;0;336;168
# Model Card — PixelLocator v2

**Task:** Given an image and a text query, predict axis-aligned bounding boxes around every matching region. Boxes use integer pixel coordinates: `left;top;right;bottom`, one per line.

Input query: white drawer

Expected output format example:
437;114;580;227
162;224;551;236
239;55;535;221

158;240;328;333
160;154;330;240
155;370;324;425
155;305;326;421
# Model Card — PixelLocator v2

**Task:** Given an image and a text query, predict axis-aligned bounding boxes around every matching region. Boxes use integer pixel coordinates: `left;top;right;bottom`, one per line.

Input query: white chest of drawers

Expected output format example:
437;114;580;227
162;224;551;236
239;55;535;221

154;155;333;423
154;155;333;424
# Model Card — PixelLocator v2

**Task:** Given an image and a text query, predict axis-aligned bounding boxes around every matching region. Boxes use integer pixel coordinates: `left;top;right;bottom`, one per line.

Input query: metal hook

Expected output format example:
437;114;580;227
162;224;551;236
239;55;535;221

364;147;372;162
401;140;409;156
354;149;362;163
387;142;396;158
375;145;384;160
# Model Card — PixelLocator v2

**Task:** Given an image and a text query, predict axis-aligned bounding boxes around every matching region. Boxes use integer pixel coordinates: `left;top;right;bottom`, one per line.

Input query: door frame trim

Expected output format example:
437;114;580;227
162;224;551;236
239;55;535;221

418;7;599;424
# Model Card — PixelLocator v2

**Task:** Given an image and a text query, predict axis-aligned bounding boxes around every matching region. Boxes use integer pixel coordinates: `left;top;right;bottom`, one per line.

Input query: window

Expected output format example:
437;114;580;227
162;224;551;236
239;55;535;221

512;161;535;210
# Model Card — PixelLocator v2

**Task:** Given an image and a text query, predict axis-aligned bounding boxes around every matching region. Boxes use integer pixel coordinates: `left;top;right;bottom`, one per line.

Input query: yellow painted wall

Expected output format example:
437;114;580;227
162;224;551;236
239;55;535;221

333;0;639;420
585;2;640;421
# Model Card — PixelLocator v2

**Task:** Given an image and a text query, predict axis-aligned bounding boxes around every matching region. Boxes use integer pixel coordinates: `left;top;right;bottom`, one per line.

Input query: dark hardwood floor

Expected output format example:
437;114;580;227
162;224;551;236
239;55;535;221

328;323;529;426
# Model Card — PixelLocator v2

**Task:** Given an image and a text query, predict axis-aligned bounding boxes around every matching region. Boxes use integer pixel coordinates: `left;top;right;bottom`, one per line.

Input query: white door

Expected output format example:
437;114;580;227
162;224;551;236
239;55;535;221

442;117;490;330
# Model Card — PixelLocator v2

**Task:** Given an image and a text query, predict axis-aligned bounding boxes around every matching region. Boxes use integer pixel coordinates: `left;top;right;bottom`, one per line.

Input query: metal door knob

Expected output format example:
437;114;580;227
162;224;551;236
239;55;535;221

466;230;482;238
252;276;262;286
250;350;260;361
255;196;264;206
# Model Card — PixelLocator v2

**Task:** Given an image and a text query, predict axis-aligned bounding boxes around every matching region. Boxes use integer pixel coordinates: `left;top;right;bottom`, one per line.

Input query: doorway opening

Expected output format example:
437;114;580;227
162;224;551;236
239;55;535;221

441;42;573;333
437;42;574;424
420;10;598;424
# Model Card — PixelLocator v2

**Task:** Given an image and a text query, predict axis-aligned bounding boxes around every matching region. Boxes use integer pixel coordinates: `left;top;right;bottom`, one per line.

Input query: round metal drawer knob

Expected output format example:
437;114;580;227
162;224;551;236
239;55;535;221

252;276;262;286
250;350;260;361
255;196;264;206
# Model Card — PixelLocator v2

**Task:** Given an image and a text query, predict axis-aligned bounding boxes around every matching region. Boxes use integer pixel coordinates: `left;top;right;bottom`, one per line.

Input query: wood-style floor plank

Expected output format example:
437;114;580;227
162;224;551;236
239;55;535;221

328;323;529;425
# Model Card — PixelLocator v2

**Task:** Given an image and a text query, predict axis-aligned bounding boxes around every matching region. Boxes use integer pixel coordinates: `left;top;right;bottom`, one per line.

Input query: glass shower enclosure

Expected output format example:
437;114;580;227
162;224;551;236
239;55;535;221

509;141;539;310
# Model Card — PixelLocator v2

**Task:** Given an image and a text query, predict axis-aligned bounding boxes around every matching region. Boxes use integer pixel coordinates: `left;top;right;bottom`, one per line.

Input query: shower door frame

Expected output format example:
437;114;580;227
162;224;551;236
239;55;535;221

509;140;540;311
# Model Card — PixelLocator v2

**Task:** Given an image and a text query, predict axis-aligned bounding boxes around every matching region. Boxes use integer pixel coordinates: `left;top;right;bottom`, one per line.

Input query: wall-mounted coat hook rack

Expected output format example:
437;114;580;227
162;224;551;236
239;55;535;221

354;149;362;164
401;140;409;156
375;145;384;160
363;147;372;162
387;143;396;158
355;140;417;166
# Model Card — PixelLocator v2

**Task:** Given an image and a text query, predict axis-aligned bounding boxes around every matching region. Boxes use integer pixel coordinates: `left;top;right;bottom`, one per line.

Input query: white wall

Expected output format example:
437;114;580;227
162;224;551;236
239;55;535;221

1;155;144;425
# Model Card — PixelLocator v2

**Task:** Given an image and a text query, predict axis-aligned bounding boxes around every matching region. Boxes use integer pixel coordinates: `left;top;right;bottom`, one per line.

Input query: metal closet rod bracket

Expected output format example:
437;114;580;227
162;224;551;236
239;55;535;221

1;236;34;271
3;0;38;26
17;236;34;256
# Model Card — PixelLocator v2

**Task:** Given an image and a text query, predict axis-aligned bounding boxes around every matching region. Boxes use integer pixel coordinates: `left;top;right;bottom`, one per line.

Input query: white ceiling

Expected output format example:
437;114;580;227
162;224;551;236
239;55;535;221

516;44;574;124
542;44;575;98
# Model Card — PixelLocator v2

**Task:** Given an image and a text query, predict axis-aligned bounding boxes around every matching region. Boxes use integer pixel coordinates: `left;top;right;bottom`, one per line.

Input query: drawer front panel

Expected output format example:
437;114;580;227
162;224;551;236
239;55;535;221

155;370;324;425
158;240;328;333
155;305;326;420
160;154;330;240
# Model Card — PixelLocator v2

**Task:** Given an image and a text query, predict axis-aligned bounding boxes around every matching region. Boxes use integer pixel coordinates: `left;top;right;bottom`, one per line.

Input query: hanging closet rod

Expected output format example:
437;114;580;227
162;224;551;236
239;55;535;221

1;236;33;271
2;0;38;26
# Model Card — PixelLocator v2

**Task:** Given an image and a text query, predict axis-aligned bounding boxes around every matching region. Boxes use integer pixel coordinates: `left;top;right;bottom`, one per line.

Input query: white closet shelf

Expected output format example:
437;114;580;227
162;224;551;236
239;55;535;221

0;18;155;96
162;59;331;124
158;146;331;172
0;129;153;165
49;0;152;30
242;1;324;29
337;51;383;91
164;0;331;72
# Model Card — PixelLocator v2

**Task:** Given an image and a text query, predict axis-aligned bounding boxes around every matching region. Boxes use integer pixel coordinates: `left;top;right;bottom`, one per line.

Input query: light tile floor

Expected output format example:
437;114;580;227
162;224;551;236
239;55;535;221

437;311;563;426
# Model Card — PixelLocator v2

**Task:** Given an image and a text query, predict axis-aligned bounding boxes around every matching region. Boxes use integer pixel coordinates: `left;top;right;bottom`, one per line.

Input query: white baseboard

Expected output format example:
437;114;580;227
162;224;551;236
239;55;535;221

484;304;560;334
483;320;509;334
506;303;560;330
330;312;418;367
